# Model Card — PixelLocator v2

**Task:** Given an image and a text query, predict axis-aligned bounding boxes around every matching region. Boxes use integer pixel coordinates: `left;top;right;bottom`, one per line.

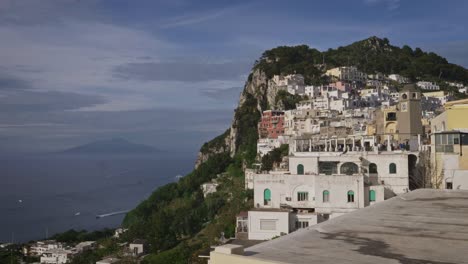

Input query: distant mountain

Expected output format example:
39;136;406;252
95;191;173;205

62;138;161;154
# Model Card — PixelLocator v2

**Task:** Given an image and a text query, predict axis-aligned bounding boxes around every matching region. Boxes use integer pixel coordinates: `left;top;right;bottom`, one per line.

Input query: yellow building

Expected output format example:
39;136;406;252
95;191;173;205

430;99;468;189
431;98;468;133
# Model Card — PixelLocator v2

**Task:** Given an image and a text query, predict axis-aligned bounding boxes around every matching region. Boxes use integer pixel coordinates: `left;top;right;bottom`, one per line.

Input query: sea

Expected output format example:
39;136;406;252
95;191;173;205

0;152;194;243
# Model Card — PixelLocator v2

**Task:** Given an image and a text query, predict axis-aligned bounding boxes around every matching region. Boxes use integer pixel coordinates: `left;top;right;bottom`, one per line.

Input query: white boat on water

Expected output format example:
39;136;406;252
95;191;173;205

75;212;81;216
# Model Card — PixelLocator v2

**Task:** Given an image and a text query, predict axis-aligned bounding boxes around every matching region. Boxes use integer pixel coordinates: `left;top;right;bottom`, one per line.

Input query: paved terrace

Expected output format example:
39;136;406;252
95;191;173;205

243;189;468;264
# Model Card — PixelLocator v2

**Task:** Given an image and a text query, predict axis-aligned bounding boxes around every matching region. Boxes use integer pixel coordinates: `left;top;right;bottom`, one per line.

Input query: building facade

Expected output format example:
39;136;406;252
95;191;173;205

258;110;285;139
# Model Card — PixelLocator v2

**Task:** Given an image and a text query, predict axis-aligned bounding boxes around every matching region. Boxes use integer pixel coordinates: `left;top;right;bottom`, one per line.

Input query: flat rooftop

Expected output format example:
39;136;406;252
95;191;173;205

243;189;468;264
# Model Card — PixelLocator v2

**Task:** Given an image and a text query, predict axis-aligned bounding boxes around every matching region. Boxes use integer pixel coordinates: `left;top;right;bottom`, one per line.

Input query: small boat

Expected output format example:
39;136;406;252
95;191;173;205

18;199;23;203
75;212;81;216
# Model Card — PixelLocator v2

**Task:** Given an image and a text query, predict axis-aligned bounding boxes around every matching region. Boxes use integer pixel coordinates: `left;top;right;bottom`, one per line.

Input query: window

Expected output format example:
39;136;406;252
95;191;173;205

435;133;459;153
402;93;408;100
297;192;308;201
389;163;397;174
260;220;276;230
323;190;330;203
295;220;309;229
319;162;338;175
340;162;359;175
369;190;376;202
347;191;355;203
297;164;304;175
369;163;377;174
264;189;271;206
386;112;397;121
446;182;453;190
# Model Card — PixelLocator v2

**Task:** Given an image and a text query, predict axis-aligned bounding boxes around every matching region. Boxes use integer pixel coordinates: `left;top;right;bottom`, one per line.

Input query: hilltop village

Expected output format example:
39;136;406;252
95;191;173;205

198;68;468;242
207;67;468;263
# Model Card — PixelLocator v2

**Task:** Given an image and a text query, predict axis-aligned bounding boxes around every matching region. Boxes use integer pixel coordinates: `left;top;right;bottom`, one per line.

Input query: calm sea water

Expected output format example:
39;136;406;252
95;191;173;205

0;153;194;243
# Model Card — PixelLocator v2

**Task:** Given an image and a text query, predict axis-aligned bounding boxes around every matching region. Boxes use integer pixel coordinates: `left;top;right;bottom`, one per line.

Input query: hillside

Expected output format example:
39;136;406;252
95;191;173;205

254;36;468;86
121;37;468;264
62;138;161;154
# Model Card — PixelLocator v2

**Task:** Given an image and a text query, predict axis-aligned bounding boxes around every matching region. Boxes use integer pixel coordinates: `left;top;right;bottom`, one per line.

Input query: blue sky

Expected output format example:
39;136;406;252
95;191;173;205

0;0;467;153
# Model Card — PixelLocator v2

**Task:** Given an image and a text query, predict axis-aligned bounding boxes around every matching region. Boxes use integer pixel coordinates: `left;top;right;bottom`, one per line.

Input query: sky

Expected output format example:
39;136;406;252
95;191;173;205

0;0;467;153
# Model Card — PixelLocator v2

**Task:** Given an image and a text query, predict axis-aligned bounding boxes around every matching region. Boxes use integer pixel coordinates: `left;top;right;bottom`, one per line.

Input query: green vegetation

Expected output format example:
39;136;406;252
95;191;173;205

254;45;326;85
261;144;289;171
0;244;21;264
70;238;125;264
323;36;468;82
51;229;114;244
255;36;468;87
275;90;306;110
122;88;261;263
200;129;230;154
232;92;261;167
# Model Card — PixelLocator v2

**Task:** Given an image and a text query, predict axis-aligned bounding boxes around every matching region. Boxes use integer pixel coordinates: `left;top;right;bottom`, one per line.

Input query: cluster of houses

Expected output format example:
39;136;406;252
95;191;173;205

22;240;96;264
232;68;468;241
21;231;147;264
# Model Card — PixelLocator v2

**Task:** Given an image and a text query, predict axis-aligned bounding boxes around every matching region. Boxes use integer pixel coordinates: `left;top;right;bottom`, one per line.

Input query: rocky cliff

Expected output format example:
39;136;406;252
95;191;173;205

194;69;271;168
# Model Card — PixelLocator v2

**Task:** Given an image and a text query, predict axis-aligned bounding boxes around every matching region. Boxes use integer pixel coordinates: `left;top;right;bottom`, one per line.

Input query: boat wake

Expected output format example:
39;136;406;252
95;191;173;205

96;210;129;219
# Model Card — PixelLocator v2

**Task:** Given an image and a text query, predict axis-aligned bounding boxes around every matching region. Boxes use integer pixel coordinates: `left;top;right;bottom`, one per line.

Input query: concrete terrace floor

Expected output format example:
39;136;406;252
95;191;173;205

244;189;468;264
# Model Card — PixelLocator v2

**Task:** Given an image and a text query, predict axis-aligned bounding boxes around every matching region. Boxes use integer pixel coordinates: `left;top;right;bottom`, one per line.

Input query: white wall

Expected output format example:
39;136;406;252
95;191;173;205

314;175;364;214
248;211;291;240
253;173;316;209
289;152;409;195
440;154;468;190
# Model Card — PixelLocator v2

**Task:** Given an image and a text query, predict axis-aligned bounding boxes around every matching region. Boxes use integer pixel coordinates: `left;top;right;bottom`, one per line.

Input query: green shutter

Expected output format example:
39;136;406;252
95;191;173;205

297;164;304;175
369;190;376;202
264;189;271;201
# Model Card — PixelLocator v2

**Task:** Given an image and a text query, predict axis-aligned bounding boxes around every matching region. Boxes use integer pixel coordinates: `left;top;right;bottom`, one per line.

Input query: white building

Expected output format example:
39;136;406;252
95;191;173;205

417;81;440;90
29;241;63;257
256;136;289;157
40;249;73;264
272;74;305;95
243;136;418;240
387;74;409;84
73;241;95;253
447;82;465;88
129;239;147;257
423;91;452;105
325;66;366;82
304;85;320;98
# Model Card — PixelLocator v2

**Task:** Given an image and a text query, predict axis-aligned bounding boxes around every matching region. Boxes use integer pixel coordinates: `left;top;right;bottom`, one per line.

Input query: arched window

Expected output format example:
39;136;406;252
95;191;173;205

264;189;271;206
323;190;330;203
341;162;359;175
369;190;376;202
389;163;397;174
297;164;304;175
369;163;377;174
347;190;355;203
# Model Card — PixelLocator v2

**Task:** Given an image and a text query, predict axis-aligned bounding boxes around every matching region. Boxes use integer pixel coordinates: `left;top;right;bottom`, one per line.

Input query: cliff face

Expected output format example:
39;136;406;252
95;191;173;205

229;69;269;157
194;132;231;168
194;69;271;168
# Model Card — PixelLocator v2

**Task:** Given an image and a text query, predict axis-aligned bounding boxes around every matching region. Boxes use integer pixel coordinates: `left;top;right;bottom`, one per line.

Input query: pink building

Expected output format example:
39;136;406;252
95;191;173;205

329;81;352;92
258;110;285;139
